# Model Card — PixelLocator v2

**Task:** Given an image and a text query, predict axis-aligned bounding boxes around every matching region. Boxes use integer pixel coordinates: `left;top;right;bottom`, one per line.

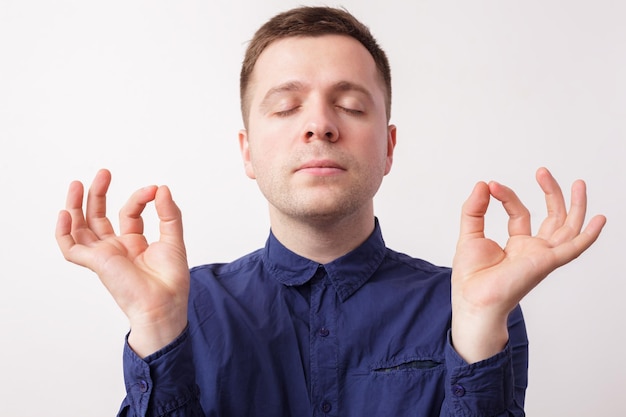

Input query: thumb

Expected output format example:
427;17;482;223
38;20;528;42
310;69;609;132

458;181;491;241
155;185;185;247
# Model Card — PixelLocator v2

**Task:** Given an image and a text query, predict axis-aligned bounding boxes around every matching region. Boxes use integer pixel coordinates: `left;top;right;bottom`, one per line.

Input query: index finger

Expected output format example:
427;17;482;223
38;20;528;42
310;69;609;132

535;167;568;238
85;169;116;238
488;181;532;237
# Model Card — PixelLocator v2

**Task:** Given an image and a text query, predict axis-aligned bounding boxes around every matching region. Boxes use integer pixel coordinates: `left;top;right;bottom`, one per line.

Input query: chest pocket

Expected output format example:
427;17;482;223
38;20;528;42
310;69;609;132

373;358;442;373
342;355;446;416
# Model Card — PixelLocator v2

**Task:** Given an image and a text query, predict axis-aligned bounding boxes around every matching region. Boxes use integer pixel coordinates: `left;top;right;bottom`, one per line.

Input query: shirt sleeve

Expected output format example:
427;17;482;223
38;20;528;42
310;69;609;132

117;327;205;417
440;305;528;417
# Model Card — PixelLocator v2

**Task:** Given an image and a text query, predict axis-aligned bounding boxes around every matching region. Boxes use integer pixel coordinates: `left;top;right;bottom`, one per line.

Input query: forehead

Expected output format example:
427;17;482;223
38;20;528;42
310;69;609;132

248;34;384;101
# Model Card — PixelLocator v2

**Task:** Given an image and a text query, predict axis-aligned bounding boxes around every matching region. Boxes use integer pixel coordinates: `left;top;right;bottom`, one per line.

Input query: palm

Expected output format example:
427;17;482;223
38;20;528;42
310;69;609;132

90;234;188;316
448;168;605;363
452;168;606;317
454;234;553;315
56;169;190;327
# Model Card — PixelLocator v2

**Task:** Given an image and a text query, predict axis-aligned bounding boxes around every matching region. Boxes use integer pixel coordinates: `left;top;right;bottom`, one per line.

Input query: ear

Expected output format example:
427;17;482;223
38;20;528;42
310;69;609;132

238;129;256;179
384;124;397;175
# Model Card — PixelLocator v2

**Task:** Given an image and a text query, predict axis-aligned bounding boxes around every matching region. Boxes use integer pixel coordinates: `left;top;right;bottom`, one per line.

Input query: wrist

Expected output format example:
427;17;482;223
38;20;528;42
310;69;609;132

451;307;509;364
128;309;188;358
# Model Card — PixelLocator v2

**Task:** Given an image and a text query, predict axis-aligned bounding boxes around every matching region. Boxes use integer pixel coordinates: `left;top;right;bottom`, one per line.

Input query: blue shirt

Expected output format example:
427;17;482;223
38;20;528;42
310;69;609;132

119;220;528;416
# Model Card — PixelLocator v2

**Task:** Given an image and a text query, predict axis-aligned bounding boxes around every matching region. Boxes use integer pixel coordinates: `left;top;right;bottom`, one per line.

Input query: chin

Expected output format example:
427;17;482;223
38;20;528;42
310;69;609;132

290;201;364;224
268;186;374;224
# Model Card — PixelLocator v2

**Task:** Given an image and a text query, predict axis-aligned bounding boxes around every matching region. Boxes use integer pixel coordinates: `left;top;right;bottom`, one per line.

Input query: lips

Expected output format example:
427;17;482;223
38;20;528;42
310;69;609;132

296;159;346;176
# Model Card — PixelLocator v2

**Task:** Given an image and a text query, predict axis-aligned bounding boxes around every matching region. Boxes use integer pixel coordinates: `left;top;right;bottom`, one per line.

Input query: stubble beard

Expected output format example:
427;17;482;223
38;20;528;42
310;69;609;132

264;167;384;229
256;142;387;228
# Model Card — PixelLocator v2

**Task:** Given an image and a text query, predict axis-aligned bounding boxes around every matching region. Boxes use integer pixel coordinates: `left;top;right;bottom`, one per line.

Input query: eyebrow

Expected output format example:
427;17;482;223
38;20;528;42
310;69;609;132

332;81;374;101
259;81;305;110
259;80;374;111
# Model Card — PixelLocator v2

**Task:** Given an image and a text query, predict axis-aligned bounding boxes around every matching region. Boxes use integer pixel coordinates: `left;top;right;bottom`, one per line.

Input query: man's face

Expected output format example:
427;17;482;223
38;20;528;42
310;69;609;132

239;34;396;225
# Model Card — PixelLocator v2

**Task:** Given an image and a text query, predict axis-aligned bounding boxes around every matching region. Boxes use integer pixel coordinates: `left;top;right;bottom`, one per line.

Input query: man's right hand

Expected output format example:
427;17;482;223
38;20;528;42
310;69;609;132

56;169;190;358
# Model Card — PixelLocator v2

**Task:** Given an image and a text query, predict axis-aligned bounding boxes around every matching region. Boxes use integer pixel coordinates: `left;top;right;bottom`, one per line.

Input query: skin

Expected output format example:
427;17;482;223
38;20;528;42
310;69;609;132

239;35;396;263
451;171;606;361
56;175;189;356
56;34;606;362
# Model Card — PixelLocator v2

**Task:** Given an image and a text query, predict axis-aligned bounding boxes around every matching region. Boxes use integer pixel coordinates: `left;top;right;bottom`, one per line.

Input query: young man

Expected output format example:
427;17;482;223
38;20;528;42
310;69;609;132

56;6;605;417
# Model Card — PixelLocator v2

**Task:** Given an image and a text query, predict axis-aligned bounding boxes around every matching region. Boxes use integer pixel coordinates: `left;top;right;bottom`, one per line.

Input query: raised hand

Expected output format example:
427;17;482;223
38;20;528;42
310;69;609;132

450;167;606;363
56;169;190;357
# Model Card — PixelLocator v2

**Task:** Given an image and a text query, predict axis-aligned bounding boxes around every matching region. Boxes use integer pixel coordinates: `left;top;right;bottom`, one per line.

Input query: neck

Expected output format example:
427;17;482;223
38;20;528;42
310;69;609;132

268;206;376;264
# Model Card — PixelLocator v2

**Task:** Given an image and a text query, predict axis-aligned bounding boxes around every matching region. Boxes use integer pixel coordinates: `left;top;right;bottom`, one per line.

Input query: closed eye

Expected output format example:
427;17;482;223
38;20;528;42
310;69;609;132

274;107;300;117
337;106;364;116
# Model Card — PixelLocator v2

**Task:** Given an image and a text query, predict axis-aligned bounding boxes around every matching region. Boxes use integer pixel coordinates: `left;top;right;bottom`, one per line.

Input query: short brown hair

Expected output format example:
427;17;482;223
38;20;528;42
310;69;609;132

240;6;392;126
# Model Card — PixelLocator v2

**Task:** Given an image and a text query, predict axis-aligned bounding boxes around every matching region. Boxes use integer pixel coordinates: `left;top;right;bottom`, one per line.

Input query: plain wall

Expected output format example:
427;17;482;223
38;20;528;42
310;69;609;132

1;1;623;415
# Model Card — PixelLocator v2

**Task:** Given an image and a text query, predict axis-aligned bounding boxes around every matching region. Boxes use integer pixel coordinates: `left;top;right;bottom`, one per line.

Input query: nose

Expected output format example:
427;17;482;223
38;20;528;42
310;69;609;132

303;107;339;143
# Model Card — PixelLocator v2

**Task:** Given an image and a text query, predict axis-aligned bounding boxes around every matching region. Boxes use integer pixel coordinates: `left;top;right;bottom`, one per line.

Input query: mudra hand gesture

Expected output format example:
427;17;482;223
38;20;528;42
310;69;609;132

56;169;190;357
451;167;606;363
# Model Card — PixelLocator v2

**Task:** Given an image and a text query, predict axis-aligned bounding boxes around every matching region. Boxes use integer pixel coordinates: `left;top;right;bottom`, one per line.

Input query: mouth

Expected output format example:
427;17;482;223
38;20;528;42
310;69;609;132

296;159;346;176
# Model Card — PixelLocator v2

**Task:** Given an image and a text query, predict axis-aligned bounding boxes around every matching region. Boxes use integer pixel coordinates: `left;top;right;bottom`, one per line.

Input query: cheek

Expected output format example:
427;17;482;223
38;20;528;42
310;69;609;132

248;146;278;181
368;139;393;177
361;132;391;162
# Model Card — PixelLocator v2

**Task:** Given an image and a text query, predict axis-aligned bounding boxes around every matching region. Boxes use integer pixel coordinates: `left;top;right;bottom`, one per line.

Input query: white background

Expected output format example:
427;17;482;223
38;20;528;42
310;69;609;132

1;0;624;415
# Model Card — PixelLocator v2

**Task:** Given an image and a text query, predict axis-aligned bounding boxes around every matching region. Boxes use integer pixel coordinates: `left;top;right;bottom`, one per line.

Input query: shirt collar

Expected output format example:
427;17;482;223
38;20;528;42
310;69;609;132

262;218;387;302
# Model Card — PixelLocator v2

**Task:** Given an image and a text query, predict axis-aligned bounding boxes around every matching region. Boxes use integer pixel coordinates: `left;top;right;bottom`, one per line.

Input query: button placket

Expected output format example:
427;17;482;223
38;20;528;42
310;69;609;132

321;401;332;413
138;379;149;393
309;267;339;416
452;384;466;397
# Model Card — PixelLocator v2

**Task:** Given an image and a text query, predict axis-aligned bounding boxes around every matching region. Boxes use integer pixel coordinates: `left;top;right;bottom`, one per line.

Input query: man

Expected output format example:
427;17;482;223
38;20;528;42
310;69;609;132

56;6;605;416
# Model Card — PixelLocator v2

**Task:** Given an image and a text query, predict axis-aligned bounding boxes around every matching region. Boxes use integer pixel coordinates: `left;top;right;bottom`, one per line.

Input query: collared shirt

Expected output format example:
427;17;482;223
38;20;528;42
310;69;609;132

119;221;528;416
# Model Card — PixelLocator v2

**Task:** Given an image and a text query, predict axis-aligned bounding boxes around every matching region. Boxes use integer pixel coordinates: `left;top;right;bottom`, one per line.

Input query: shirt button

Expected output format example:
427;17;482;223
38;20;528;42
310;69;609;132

452;384;465;397
319;327;330;337
320;401;332;413
138;380;149;393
